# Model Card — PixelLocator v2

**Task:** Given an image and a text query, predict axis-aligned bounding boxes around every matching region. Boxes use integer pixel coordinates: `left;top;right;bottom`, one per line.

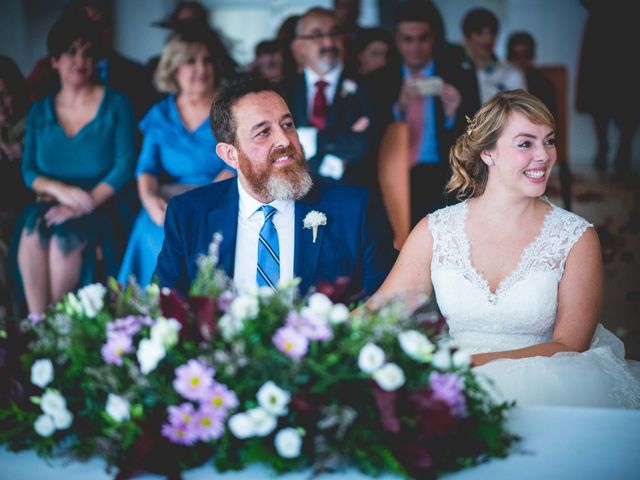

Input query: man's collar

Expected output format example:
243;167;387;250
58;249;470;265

237;177;294;220
305;65;343;87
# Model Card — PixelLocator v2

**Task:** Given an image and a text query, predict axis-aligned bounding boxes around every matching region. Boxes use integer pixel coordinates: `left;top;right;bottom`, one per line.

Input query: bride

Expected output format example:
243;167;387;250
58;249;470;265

374;89;640;408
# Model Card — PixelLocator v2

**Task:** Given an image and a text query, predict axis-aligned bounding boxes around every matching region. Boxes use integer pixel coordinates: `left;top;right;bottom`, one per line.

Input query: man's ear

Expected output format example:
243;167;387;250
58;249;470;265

216;142;239;170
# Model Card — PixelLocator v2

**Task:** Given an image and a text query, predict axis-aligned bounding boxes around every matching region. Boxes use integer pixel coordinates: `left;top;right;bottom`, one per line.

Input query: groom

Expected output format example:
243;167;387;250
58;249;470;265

155;76;396;298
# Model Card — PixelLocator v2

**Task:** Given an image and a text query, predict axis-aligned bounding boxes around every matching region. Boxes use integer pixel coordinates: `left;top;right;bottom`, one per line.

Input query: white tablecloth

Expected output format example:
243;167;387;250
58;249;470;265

1;406;639;480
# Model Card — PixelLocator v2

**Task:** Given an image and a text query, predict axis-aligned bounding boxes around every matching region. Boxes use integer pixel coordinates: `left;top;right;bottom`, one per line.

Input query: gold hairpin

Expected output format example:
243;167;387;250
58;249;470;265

465;115;476;136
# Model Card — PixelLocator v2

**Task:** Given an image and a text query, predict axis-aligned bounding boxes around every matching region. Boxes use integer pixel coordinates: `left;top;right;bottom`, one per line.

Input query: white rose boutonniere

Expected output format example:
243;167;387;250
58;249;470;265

303;210;327;243
341;79;358;98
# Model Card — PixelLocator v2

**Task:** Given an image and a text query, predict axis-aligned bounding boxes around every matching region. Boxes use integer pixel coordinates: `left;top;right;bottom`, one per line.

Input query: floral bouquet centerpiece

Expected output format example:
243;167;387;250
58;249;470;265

0;236;517;479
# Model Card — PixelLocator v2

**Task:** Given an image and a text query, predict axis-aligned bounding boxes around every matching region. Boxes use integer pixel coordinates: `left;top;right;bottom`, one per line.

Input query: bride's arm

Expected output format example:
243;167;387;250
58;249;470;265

367;216;434;308
472;227;603;367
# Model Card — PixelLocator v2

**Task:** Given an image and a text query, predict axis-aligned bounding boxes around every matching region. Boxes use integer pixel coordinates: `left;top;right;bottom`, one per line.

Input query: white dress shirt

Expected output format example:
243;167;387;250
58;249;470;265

233;179;295;293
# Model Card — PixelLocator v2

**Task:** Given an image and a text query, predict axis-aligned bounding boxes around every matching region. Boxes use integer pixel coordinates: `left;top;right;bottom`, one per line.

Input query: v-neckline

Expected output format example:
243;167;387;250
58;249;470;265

171;95;209;134
51;87;108;139
461;199;554;300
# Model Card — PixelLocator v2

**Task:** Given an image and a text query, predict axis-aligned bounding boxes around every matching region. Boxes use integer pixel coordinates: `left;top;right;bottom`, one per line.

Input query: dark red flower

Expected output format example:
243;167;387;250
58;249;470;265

406;389;459;437
188;296;218;341
370;382;401;433
159;289;192;340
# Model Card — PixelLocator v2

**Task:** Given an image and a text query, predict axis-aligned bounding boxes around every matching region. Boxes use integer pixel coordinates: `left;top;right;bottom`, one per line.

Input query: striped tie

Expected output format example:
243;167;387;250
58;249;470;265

256;205;280;290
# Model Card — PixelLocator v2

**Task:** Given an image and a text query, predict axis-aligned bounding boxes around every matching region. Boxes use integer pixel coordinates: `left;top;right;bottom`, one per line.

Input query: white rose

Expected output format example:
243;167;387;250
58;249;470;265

136;339;166;374
372;363;406;392
306;293;333;319
150;317;181;348
257;286;275;299
34;414;56;437
357;343;385;373
256;381;291;417
105;393;131;422
51;408;73;430
40;390;67;416
229;295;259;321
77;283;107;318
274;427;303;458
432;348;452;370
228;412;255;439
452;349;472;368
218;314;244;341
65;292;82;316
329;304;350;324
31;359;54;389
247;407;277;437
398;330;435;363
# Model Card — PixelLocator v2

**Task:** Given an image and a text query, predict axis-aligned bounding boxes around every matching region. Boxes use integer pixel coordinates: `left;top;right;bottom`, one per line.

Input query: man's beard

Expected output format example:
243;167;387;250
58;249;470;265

237;144;313;202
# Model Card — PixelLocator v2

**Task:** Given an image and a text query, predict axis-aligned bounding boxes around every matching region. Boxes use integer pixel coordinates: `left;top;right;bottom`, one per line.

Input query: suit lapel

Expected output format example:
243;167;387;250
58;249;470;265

207;181;239;278
294;193;324;295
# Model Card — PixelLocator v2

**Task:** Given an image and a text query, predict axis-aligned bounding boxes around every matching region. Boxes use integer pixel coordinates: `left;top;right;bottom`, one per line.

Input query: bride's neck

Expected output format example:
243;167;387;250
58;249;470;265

471;190;541;224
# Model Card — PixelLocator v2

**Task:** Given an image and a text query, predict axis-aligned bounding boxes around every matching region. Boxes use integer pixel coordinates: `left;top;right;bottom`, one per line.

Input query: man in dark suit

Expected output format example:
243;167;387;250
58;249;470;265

282;7;379;188
389;0;475;226
156;76;396;298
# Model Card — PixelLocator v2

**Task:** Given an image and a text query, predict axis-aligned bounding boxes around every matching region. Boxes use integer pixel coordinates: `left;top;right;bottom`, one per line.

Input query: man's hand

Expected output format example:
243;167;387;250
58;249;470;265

143;195;168;226
439;83;462;119
396;81;423;114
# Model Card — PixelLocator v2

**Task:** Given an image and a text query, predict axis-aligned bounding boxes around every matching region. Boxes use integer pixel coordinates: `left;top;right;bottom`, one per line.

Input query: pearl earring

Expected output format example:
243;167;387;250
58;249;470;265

487;158;495;166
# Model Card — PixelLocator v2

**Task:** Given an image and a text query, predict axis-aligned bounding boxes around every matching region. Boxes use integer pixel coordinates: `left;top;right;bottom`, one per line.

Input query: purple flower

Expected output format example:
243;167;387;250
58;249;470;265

28;313;45;325
273;326;309;361
101;332;133;366
167;402;198;426
285;311;333;341
217;290;234;313
194;406;225;441
107;315;153;337
161;420;198;446
429;372;467;417
200;383;238;414
173;359;215;401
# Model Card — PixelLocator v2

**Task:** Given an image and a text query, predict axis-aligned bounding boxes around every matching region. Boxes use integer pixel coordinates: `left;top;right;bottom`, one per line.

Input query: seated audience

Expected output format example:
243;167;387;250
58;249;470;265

251;40;283;84
118;28;235;287
17;14;136;315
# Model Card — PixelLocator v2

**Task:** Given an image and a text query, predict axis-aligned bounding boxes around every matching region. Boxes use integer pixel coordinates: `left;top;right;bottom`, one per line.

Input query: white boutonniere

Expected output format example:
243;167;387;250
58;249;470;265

341;79;358;98
303;210;327;243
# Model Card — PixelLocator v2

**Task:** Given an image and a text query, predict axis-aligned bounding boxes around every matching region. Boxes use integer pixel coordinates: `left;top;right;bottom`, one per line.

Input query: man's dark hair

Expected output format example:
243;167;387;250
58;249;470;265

47;11;100;59
462;8;499;37
507;31;535;60
392;0;445;53
211;74;283;144
255;39;279;57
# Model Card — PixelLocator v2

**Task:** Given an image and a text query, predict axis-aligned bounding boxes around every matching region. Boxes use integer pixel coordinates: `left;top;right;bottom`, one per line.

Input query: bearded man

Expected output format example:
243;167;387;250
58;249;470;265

155;76;396;298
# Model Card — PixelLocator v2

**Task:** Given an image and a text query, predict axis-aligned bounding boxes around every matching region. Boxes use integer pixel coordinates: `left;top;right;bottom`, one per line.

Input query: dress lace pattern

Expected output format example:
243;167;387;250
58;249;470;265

427;200;640;408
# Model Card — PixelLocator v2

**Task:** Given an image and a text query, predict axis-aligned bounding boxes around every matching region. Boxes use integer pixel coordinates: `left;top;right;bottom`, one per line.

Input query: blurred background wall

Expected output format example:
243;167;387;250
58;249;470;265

1;0;638;171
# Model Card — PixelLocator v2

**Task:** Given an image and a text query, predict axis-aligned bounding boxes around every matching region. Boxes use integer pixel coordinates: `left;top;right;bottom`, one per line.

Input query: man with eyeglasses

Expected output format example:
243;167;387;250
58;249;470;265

283;7;380;189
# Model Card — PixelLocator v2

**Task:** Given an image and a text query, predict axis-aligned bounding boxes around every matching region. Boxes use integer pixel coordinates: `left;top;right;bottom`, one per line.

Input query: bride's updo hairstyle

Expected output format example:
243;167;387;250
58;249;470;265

447;89;555;199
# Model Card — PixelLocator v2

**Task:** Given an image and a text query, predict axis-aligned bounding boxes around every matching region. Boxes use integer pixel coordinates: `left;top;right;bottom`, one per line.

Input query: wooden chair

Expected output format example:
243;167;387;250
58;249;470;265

537;64;572;210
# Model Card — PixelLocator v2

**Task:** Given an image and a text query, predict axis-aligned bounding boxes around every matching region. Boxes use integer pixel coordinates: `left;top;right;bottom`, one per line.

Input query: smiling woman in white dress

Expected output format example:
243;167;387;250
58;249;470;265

374;89;640;408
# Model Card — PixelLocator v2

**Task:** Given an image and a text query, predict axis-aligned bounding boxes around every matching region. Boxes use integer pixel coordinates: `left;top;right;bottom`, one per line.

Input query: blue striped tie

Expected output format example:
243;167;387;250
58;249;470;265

256;205;280;290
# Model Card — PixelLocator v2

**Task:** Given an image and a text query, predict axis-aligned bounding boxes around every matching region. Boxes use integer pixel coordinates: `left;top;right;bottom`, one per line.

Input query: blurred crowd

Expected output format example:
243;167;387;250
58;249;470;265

0;0;637;317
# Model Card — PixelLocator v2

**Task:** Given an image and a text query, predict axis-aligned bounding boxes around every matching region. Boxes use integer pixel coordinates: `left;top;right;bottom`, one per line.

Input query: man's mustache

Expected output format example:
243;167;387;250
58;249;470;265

319;46;340;57
269;145;302;163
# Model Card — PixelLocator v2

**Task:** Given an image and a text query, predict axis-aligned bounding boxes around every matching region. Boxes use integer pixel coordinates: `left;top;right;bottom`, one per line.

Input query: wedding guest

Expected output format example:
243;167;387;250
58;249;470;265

251;40;283;84
460;7;526;113
373;89;640;408
276;15;306;85
350;27;396;77
17;14;136;315
156;75;396;299
283;7;379;188
27;0;153;119
118;29;235;288
0;56;32;315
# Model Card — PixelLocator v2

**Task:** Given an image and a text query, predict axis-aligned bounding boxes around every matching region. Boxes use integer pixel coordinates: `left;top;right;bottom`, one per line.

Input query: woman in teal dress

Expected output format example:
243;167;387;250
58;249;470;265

117;28;235;287
17;14;136;315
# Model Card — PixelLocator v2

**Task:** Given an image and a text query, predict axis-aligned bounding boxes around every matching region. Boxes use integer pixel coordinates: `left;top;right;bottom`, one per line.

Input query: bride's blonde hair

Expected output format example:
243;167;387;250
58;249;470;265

447;89;555;200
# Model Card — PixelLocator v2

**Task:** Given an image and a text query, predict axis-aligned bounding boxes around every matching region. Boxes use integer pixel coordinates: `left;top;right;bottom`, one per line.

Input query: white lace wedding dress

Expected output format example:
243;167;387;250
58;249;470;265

429;200;640;408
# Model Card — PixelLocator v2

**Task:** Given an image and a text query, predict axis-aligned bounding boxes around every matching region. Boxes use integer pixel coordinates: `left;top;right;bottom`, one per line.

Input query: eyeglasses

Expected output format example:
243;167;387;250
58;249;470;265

296;30;344;42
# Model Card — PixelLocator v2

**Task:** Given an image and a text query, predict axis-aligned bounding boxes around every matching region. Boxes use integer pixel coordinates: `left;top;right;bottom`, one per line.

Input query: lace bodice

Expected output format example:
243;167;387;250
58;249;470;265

429;200;592;354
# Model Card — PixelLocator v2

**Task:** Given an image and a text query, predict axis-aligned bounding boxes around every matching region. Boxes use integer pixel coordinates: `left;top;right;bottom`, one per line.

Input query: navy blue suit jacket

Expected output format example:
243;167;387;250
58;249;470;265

156;178;397;299
284;71;380;187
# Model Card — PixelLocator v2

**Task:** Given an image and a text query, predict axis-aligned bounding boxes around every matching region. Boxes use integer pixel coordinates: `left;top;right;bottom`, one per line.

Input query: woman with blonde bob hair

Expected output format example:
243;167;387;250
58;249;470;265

374;89;640;408
118;28;235;287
